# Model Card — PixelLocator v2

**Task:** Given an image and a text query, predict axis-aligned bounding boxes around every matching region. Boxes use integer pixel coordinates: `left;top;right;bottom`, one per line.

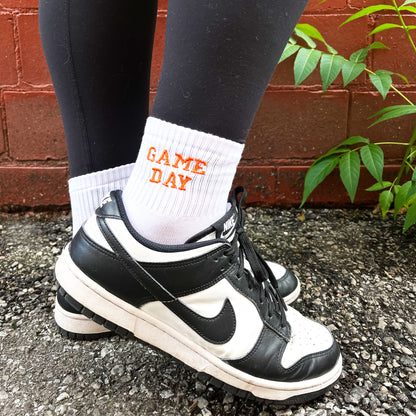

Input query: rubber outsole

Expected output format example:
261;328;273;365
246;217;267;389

56;282;339;405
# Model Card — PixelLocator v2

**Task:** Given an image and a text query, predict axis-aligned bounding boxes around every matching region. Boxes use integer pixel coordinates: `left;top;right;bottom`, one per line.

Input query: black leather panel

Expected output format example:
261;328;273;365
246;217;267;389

70;229;153;307
70;225;234;307
95;192;122;219
95;216;237;344
227;326;340;382
277;269;298;299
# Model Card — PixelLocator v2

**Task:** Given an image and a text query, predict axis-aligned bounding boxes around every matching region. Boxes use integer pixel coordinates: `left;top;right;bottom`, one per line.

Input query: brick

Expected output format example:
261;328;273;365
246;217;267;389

150;15;166;89
5;91;67;160
348;91;416;162
305;0;347;12
0;0;38;8
17;13;52;85
350;0;396;9
276;165;401;206
272;14;368;87
371;14;416;83
243;90;349;160
0;166;69;207
0;117;5;154
232;166;276;206
158;0;168;11
0;14;18;85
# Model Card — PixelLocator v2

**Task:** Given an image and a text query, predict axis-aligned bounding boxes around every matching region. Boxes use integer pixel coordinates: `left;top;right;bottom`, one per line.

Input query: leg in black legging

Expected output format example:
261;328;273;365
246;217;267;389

39;0;158;177
39;0;158;234
123;0;309;244
152;0;309;143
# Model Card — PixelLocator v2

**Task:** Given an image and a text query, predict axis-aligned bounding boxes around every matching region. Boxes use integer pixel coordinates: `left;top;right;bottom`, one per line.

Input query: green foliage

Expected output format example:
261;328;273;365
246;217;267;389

368;70;393;99
282;0;416;231
320;54;344;91
360;144;384;183
294;48;322;86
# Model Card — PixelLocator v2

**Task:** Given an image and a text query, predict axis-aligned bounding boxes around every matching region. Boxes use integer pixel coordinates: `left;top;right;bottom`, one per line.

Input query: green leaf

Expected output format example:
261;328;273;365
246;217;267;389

408;147;416;164
296;23;338;54
342;61;366;86
323;147;352;157
402;0;416;6
394;181;412;218
336;136;370;147
407;25;416;30
399;5;416;13
360;144;384;183
339;5;396;27
394;72;410;84
339;151;361;202
368;23;403;36
294;48;322;87
289;37;297;45
320;54;344;91
301;155;339;207
349;48;369;63
369;104;416;126
349;42;389;63
279;44;301;63
379;190;394;217
412;168;416;183
366;181;392;191
403;201;416;232
294;27;317;48
407;182;416;200
369;70;393;99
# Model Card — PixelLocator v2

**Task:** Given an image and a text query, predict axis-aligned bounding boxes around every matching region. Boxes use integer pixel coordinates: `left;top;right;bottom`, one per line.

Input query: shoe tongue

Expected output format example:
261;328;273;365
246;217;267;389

185;203;238;244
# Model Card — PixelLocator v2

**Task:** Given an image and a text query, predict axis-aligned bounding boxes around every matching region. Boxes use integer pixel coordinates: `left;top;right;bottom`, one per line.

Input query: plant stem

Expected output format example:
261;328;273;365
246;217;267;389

374;142;410;146
362;66;414;105
405;160;415;171
396;122;416;184
392;0;416;55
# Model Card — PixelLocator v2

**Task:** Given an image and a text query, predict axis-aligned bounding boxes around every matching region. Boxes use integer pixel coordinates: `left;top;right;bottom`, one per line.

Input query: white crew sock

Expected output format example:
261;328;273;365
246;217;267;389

69;163;134;236
122;117;244;245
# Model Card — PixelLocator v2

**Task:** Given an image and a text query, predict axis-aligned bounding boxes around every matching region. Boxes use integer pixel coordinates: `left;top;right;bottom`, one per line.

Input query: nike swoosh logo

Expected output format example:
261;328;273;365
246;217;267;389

98;216;237;344
168;297;236;344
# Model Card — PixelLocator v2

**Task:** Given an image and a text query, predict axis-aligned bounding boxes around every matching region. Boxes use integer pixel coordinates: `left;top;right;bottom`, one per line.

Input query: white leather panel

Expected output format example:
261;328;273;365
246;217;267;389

281;306;334;368
141;279;263;360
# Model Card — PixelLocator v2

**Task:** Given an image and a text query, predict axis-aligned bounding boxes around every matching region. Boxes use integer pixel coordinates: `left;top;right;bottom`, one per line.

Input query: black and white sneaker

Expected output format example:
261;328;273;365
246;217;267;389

55;268;299;340
54;187;342;403
55;224;300;339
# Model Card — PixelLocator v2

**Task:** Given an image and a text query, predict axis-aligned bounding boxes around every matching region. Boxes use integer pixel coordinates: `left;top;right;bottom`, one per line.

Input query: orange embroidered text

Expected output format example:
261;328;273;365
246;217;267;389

146;147;207;191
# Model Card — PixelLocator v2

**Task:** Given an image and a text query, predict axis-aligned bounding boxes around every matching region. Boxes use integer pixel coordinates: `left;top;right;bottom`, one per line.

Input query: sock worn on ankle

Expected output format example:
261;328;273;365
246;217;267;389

69;163;134;236
122;117;244;244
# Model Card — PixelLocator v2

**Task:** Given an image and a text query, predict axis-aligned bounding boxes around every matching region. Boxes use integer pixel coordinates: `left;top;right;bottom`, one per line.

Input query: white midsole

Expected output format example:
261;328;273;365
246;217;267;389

54;298;111;335
55;246;342;401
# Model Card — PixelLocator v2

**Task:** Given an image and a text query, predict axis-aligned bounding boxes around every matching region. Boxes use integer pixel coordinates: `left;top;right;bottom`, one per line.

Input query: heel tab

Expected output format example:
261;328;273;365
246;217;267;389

95;190;122;219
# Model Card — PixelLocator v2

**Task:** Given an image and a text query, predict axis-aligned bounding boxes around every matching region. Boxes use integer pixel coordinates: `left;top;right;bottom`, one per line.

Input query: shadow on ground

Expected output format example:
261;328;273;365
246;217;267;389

0;207;415;416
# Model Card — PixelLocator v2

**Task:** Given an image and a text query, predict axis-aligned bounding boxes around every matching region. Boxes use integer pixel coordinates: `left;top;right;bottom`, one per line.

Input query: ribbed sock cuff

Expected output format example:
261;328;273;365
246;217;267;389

122;117;244;244
124;117;244;218
69;163;134;235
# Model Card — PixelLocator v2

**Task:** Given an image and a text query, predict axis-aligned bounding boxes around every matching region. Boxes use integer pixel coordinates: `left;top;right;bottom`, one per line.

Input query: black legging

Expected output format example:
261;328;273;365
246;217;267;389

39;0;309;178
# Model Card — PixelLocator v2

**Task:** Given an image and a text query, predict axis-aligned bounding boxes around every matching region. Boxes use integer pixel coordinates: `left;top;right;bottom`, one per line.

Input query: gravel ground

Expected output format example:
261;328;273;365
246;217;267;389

0;207;415;416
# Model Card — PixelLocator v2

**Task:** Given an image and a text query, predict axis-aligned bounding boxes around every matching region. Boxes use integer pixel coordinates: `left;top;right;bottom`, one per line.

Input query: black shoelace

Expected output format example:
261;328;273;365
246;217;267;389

226;187;288;331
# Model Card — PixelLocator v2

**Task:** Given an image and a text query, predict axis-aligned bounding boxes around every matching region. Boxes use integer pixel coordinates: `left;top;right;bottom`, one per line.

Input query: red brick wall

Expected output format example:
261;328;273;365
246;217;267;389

0;0;415;208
